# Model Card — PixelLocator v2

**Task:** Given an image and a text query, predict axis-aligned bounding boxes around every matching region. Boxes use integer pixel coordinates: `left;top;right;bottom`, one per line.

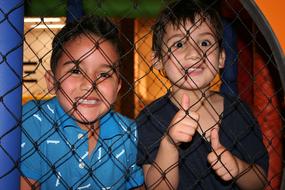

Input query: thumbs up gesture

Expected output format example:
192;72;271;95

207;128;240;181
166;94;199;146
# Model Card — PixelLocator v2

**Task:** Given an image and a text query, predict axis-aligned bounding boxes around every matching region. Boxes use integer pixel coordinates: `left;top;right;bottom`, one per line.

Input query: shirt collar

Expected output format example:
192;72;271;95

52;97;124;138
52;97;78;128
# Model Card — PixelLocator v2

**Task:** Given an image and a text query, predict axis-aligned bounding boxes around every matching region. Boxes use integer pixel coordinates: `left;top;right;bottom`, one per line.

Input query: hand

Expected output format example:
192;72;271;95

166;94;199;146
207;128;240;181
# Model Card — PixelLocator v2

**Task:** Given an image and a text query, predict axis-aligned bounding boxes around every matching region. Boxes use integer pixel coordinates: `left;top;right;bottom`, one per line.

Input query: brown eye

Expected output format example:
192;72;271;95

70;68;81;74
175;41;184;48
96;72;112;83
200;40;211;47
99;72;111;78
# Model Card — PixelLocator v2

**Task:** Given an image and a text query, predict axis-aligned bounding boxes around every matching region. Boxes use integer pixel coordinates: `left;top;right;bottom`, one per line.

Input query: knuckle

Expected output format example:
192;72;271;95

187;136;192;142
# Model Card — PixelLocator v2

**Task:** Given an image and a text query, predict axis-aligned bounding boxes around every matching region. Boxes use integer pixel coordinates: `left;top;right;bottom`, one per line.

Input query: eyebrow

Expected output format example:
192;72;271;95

98;63;115;70
197;32;216;40
167;30;215;43
166;33;185;44
63;60;118;72
63;60;79;66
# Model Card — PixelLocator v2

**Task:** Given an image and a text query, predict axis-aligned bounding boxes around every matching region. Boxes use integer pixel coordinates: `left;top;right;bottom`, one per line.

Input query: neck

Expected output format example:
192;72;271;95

170;87;215;111
77;120;99;132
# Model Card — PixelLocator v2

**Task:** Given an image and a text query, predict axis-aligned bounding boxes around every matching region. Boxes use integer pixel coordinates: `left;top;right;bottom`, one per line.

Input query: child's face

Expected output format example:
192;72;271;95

160;17;225;90
46;35;121;128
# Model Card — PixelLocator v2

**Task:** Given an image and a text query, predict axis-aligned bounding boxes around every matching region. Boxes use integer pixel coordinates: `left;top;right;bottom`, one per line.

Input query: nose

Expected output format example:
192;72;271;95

184;40;202;61
80;74;94;92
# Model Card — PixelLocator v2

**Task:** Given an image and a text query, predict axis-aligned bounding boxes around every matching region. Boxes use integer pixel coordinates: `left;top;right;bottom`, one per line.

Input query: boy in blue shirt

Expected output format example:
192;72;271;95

21;15;144;190
137;0;268;189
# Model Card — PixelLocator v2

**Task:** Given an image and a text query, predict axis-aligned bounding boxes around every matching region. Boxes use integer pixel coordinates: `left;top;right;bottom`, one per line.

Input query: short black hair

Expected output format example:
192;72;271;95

50;15;121;74
152;0;223;60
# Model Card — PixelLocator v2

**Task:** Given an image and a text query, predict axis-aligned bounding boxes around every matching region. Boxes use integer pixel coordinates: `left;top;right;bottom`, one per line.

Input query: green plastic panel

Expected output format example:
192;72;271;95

25;0;172;18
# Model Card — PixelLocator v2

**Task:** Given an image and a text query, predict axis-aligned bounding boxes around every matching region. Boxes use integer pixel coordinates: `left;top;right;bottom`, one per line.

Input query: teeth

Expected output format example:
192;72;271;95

188;68;202;72
77;99;98;105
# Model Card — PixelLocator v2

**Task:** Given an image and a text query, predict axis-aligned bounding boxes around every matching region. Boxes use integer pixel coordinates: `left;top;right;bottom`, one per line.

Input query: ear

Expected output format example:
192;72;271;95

116;78;122;94
218;49;226;69
152;55;163;70
44;71;56;95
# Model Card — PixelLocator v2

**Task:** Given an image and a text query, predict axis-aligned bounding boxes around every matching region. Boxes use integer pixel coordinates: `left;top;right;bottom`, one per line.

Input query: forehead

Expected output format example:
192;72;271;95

163;16;215;39
64;34;117;54
60;34;119;65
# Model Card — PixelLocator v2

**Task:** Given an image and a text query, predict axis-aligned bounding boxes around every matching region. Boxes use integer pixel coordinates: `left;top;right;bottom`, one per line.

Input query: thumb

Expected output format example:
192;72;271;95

210;127;222;150
181;94;190;111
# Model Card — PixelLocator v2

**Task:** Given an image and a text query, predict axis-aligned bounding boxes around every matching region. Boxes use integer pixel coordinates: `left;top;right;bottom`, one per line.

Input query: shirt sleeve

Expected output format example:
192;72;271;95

136;109;166;166
21;100;43;181
125;119;144;189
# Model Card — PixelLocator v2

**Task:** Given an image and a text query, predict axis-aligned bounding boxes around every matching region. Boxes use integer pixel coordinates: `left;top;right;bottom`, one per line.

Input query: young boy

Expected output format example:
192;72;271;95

136;0;268;189
20;15;144;190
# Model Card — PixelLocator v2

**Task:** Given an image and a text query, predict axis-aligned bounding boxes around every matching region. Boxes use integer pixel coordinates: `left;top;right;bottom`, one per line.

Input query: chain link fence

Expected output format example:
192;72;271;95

1;0;284;189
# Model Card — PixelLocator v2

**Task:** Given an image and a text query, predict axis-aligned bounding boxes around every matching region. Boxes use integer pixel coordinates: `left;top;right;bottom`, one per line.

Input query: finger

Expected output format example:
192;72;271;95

212;162;223;170
180;125;197;137
221;174;233;181
219;169;234;181
207;152;218;165
210;127;222;150
188;110;199;121
216;167;231;179
211;156;229;171
181;93;190;111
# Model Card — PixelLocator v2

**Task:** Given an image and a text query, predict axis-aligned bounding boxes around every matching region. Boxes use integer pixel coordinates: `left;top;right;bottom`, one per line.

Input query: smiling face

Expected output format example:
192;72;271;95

158;16;225;92
45;34;121;129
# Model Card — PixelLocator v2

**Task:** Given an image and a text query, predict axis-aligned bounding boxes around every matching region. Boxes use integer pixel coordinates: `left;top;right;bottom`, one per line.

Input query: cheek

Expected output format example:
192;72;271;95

165;60;183;76
59;77;80;93
164;58;174;69
97;80;119;98
206;57;220;72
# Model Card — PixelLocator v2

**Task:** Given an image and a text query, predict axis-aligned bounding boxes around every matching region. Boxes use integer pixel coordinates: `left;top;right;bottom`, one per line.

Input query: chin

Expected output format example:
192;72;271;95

72;112;99;124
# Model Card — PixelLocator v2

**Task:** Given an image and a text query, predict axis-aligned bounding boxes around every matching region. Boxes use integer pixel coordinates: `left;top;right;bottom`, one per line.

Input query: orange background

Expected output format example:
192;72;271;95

255;0;285;54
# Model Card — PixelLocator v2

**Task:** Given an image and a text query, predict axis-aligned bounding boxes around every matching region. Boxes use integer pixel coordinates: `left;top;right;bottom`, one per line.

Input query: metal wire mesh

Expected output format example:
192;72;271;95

0;0;284;189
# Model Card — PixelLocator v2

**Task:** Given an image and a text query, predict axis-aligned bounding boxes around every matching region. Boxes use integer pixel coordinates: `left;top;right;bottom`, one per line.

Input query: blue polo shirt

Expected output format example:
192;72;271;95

21;97;144;190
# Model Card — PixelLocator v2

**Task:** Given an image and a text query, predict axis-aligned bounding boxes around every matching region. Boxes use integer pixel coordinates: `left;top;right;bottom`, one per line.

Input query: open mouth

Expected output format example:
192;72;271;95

187;67;203;75
188;67;203;72
76;98;99;105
